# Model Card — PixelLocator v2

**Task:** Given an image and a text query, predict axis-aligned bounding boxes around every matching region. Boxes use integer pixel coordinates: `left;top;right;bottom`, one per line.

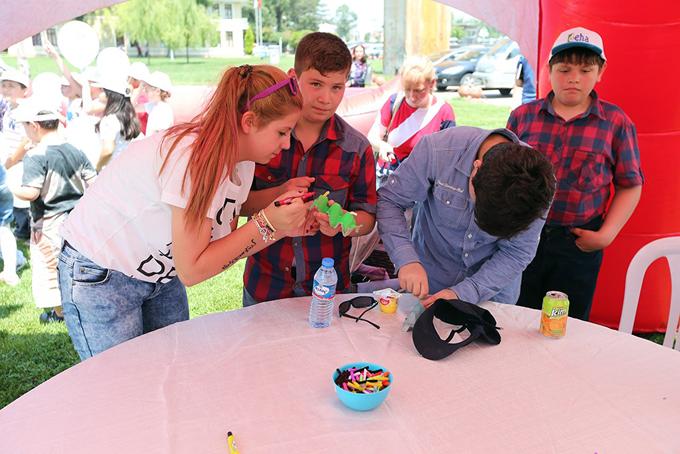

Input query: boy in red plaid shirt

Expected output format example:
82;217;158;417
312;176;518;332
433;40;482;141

242;32;377;304
507;27;643;320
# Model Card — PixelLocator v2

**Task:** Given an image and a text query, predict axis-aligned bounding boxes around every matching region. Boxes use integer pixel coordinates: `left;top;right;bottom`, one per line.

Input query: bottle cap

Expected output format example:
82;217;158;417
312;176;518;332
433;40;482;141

322;257;335;268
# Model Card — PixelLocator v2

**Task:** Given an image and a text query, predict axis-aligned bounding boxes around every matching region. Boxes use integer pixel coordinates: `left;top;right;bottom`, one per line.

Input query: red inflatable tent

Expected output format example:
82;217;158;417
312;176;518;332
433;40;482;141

440;0;680;332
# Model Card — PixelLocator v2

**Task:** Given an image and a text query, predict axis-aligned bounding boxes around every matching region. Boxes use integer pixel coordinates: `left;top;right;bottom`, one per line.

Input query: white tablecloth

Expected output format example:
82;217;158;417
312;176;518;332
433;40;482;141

1;294;679;453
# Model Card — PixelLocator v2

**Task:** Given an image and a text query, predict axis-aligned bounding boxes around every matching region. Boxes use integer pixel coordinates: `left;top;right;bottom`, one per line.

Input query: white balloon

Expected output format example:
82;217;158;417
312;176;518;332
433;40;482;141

31;72;63;109
96;47;130;82
57;21;99;70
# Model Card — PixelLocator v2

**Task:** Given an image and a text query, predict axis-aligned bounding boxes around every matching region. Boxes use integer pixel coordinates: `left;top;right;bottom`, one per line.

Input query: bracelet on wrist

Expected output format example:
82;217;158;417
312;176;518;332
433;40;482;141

252;210;275;243
260;208;276;232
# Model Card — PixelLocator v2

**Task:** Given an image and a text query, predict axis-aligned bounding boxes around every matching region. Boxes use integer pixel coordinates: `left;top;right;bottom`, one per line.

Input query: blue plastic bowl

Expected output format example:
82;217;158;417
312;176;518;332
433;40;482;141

333;361;392;411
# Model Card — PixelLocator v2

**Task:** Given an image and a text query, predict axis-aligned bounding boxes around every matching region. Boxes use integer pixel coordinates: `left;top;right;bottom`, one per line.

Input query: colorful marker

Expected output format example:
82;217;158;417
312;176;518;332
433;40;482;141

274;191;315;207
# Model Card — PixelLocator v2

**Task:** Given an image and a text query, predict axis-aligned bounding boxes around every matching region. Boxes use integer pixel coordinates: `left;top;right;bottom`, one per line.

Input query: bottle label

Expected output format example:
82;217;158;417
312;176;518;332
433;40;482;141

313;280;336;300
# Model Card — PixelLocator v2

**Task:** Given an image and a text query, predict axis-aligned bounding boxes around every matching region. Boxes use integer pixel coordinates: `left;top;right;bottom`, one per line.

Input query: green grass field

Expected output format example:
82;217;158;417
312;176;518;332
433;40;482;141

0;52;515;409
2;54;296;85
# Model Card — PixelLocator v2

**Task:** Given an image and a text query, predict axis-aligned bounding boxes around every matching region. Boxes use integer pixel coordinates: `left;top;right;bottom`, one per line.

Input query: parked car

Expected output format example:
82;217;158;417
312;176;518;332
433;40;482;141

430;44;486;67
471;38;521;96
364;42;383;59
435;46;488;91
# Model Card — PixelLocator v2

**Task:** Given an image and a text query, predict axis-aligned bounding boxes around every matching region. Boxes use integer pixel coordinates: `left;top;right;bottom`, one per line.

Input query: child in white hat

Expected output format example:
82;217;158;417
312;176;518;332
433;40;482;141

141;71;174;135
11;100;96;321
95;77;142;171
1;68;32;246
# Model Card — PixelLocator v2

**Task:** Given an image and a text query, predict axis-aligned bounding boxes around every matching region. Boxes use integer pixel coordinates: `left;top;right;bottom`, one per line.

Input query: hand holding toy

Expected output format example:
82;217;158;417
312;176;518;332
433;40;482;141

312;191;361;236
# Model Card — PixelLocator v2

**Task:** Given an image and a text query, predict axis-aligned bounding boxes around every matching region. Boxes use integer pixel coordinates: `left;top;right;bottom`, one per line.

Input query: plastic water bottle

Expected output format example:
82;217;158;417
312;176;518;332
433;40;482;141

309;257;338;328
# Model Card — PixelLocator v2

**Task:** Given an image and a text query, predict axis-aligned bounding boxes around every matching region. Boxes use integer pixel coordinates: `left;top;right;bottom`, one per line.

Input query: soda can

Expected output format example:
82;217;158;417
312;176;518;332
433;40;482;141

540;291;569;338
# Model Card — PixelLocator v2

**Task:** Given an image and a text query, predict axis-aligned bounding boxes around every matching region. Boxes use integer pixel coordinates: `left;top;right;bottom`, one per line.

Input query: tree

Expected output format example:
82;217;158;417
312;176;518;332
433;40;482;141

290;0;321;31
316;1;330;22
289;30;313;51
160;0;216;63
115;0;216;63
269;0;289;32
451;25;465;40
334;5;356;41
244;28;255;55
114;0;162;60
255;0;320;33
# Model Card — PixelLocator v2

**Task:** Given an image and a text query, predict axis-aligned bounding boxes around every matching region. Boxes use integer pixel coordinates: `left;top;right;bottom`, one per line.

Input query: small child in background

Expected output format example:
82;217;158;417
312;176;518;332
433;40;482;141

94;77;142;171
141;71;174;136
128;62;150;134
1;69;31;243
0;160;21;286
59;75;101;168
11;100;96;322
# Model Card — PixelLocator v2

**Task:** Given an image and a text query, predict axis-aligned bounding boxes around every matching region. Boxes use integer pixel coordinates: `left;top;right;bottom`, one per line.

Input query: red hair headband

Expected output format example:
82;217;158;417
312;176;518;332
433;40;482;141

242;76;299;113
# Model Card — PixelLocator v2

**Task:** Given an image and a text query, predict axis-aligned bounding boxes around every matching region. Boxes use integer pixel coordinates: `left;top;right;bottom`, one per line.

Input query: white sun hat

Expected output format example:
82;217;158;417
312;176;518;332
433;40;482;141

12;98;60;122
97;76;131;97
128;61;150;81
1;68;30;88
142;71;172;94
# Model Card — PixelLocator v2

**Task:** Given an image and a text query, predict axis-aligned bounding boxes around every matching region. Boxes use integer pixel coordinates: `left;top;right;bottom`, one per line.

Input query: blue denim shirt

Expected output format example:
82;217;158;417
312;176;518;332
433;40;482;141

377;126;545;304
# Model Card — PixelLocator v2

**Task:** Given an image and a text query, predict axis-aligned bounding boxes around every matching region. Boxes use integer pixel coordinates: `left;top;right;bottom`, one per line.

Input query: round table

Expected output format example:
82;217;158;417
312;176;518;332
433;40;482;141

1;294;679;453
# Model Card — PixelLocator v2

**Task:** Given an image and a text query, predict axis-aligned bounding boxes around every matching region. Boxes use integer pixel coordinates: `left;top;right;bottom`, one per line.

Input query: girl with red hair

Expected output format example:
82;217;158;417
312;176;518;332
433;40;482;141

58;65;308;360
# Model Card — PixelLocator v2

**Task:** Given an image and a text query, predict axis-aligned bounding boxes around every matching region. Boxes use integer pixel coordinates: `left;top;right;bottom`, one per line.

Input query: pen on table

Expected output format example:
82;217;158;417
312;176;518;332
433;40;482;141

274;191;315;207
227;431;240;454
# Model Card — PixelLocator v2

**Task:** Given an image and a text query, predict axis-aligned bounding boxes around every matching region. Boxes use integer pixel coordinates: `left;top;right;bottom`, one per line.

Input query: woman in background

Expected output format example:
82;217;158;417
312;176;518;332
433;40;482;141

347;44;369;88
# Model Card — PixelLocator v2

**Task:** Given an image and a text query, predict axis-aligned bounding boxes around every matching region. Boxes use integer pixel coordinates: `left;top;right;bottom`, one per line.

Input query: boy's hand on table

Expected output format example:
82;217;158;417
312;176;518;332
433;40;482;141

398;262;429;299
570;227;613;253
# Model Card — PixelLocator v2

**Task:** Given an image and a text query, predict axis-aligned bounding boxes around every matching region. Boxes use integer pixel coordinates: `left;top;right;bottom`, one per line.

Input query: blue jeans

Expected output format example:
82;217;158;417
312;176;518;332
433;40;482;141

0;184;13;226
58;242;189;360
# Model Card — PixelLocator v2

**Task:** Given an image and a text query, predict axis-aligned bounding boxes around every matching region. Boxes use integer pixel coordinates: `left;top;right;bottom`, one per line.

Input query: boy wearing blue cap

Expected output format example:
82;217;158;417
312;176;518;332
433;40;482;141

507;27;644;320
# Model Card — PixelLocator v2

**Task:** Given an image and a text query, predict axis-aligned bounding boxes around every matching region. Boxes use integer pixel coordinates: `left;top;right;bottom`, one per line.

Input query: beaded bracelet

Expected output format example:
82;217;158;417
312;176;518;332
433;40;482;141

259;208;276;233
252;210;276;243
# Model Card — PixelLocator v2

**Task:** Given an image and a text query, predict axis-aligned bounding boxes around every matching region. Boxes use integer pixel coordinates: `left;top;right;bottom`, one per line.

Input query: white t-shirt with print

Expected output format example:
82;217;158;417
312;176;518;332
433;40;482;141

61;133;254;283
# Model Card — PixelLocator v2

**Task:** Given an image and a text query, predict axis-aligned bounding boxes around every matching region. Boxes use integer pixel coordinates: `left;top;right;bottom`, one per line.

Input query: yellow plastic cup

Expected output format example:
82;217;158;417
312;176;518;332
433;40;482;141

373;289;401;314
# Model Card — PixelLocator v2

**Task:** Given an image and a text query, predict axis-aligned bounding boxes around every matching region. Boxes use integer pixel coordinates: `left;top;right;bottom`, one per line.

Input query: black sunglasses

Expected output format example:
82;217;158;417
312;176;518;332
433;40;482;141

338;296;380;329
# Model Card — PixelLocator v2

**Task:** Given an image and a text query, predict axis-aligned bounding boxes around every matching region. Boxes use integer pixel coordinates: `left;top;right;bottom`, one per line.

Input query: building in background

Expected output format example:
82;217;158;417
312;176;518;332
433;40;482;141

210;0;249;57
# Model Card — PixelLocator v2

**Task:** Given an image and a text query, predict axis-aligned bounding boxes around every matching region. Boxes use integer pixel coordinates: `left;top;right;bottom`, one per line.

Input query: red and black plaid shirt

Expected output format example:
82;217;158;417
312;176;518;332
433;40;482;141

507;91;643;226
244;115;377;302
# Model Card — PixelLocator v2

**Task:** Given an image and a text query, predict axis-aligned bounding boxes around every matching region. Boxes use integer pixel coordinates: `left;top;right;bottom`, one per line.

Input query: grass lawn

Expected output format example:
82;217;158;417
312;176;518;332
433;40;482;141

2;54;296;85
0;245;245;409
450;98;511;129
0;52;509;408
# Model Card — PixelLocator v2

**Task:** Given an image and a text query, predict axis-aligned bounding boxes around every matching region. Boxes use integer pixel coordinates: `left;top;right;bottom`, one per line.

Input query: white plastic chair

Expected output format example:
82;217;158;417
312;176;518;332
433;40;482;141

619;236;680;350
